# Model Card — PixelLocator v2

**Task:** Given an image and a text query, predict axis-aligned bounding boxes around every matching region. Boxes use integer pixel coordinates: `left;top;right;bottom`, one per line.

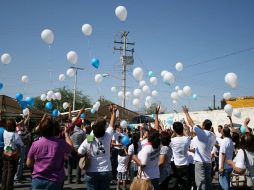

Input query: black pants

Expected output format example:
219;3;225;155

189;164;197;190
168;163;190;190
159;176;170;190
0;148;3;182
111;148;119;181
68;150;81;182
1;155;18;190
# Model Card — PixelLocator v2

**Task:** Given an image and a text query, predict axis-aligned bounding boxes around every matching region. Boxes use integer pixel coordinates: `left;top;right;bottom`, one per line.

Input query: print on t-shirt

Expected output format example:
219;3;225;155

150;148;160;161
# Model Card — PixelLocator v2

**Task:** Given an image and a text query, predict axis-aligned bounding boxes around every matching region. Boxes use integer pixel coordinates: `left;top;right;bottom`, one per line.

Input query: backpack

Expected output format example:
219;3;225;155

3;133;20;160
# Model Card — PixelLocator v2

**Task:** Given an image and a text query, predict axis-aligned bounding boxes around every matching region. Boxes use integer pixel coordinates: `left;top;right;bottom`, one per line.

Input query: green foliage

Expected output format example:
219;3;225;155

34;86;92;112
144;103;159;115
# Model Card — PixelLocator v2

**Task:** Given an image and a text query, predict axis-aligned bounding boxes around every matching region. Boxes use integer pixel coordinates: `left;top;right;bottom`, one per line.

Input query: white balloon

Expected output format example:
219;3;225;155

177;89;184;97
111;86;117;93
118;91;124;99
66;68;75;77
115;6;128;22
21;75;29;83
67;51;78;64
54;92;61;100
63;102;69;110
133;67;143;81
146;96;152;103
142;85;150;94
175;62;183;72
163;72;175;85
225;72;238;88
173;100;178;104
139;80;146;87
224;104;233;116
82;24;93;36
58;74;65;81
152;90;158;97
233;109;241;118
94;74;103;84
46;94;52;101
145;101;152;109
161;70;168;77
183;86;192;96
120;120;128;128
223;92;231;100
171;91;179;100
1;53;12;65
95;101;100;107
22;108;29;116
132;98;141;108
175;86;180;91
149;77;158;85
51;93;56;100
40;94;47;101
133;89;142;98
125;91;132;100
41;29;54;45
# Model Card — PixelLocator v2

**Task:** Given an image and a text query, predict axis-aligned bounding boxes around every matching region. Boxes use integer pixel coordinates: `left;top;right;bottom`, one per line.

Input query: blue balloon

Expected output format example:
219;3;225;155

81;113;86;119
240;125;246;134
0;83;3;90
15;93;23;102
19;101;27;109
151;114;155;119
91;58;100;69
26;96;35;107
121;135;130;146
91;108;96;114
166;117;174;125
192;94;197;100
148;71;153;78
52;109;59;118
45;102;53;110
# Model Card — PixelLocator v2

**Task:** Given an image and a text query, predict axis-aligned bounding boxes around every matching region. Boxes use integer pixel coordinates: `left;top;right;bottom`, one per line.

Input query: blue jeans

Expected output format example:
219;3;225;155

195;161;212;190
219;168;233;190
32;178;64;190
15;145;27;180
85;171;112;190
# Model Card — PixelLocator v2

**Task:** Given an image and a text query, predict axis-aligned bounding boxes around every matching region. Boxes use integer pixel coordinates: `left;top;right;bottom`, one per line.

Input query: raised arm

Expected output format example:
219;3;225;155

72;108;85;124
109;104;117;130
182;106;195;128
154;106;160;131
24;109;32;126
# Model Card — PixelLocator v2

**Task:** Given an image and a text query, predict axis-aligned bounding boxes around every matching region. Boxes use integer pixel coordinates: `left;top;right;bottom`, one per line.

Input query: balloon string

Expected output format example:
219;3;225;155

87;39;92;58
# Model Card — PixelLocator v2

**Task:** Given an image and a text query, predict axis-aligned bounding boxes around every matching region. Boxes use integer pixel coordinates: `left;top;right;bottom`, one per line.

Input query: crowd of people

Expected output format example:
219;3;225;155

0;105;253;190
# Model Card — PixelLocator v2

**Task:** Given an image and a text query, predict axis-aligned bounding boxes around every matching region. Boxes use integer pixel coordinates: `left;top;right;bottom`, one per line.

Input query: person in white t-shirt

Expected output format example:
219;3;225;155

227;133;254;188
218;127;234;190
116;148;129;190
169;121;191;190
182;106;216;190
78;105;117;190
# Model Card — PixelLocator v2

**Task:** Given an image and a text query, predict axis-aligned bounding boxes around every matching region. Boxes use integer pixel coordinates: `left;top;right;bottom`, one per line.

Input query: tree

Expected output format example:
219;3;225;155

34;86;92;112
144;103;159;115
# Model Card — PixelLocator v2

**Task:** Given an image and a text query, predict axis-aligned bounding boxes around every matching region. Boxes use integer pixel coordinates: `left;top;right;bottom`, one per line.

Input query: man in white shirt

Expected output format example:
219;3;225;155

182;106;216;190
169;121;191;190
218;127;233;190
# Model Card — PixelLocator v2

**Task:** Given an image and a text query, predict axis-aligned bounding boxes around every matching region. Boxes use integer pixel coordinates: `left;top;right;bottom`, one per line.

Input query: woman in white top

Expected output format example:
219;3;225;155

227;133;254;188
1;119;23;190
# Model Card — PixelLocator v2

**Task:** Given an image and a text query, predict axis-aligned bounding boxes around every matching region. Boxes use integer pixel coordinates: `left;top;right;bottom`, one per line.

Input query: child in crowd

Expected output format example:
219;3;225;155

117;148;129;190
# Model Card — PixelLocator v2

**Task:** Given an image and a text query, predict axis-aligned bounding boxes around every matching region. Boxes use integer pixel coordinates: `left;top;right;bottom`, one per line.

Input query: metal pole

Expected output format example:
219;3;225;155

73;68;78;111
122;32;127;108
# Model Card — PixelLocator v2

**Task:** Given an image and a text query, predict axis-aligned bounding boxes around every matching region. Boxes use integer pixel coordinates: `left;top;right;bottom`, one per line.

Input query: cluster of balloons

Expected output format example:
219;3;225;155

1;53;12;65
224;104;241;118
40;91;61;102
161;71;175;85
225;72;238;88
15;92;35;110
91;101;100;114
145;96;153;109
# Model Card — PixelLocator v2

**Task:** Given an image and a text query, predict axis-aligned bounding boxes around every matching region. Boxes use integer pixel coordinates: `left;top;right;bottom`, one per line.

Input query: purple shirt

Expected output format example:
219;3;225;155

27;136;71;182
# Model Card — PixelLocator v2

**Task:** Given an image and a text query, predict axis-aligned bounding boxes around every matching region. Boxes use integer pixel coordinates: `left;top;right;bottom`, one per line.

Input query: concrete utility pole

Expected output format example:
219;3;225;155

114;32;135;108
70;66;84;111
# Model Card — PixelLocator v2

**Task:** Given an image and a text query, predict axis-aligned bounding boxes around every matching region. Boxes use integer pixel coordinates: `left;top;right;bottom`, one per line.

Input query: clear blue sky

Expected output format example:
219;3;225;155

0;0;254;112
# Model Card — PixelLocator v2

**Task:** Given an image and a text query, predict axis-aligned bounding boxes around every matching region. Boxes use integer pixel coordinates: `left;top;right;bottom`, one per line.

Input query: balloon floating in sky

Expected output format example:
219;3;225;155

1;53;12;65
233;109;241;118
132;98;141;108
139;80;146;87
111;86;117;93
125;91;132;100
0;83;3;90
183;86;192;96
66;68;75;77
224;104;233;116
133;89;142;98
40;94;47;102
142;85;150;94
54;92;61;100
225;72;238;88
91;58;100;69
171;92;179;100
192;93;198;100
175;62;183;72
163;72;175;85
63;102;69;110
58;74;65;81
115;6;128;22
67;51;78;64
150;77;158;86
118;91;124;99
148;71;153;78
26;96;35;107
133;67;143;81
152;90;158;97
45;102;53;110
161;70;168;77
94;74;103;84
41;29;54;45
21;75;29;84
177;89;184;97
82;24;93;36
223;92;231;100
19;101;27;110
